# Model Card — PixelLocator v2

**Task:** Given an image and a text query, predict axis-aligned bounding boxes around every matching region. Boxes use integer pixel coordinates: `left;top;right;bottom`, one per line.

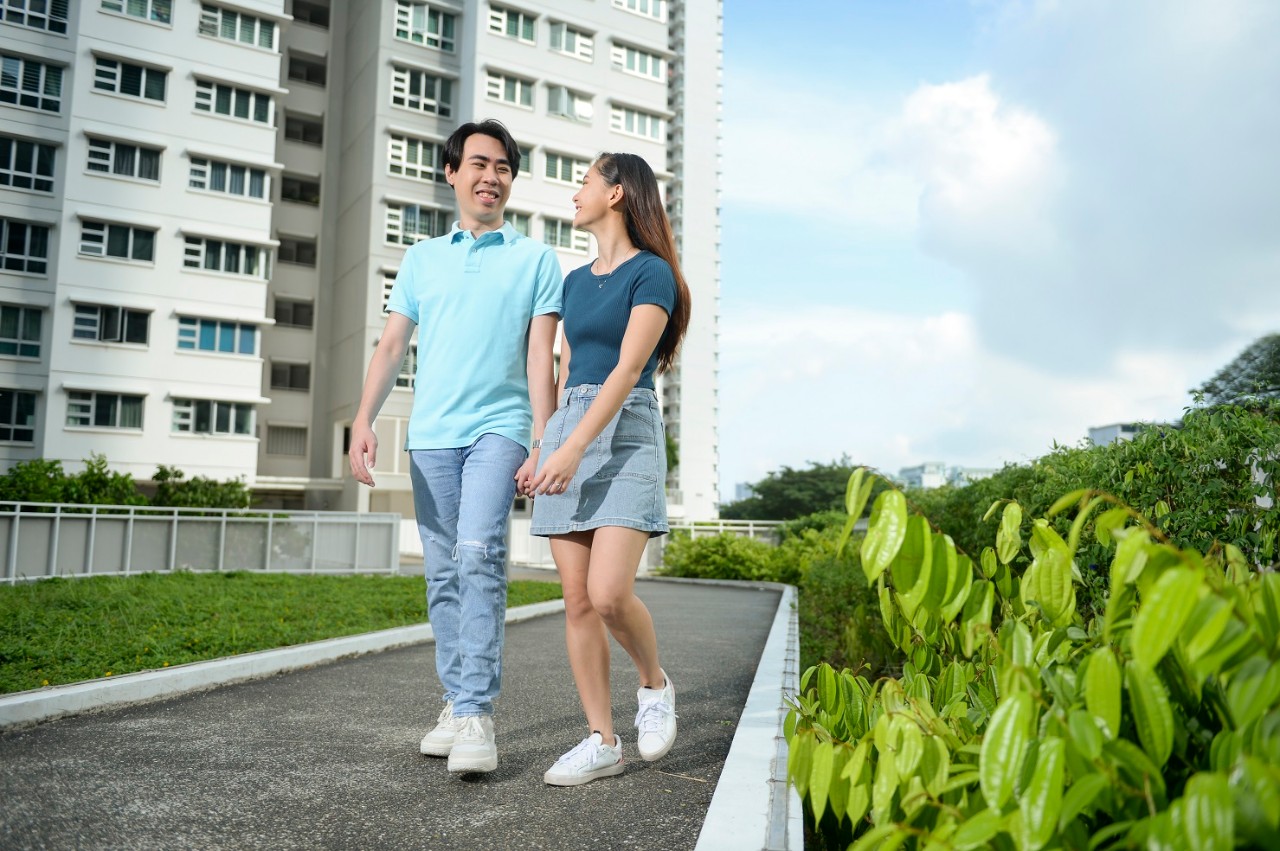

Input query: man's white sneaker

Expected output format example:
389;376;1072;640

420;701;464;757
447;715;498;774
543;733;625;787
635;670;677;761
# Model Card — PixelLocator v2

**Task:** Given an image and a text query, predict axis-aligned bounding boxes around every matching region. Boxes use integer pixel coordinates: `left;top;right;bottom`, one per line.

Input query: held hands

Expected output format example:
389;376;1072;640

514;452;540;497
348;422;379;487
529;444;585;497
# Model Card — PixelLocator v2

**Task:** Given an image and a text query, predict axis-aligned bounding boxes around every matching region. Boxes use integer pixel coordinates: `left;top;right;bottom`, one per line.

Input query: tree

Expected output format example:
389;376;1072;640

1197;332;1280;406
721;458;886;521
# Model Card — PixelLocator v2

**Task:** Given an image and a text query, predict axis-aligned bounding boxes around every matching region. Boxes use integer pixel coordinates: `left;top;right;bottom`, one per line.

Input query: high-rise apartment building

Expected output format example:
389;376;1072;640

1;0;721;519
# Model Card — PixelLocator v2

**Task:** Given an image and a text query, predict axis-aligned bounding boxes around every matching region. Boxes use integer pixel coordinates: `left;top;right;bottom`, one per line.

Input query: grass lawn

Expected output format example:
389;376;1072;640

0;571;563;695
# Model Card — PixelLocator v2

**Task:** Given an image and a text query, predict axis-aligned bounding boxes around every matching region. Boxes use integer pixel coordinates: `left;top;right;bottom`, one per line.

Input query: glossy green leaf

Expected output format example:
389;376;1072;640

980;547;998;578
1094;506;1130;546
1175;771;1233;851
952;808;1004;850
997;502;1023;565
1048;488;1090;517
892;515;932;620
962;581;995;659
1127;661;1174;768
1226;656;1280;728
980;691;1034;809
941;554;974;623
788;730;813;799
920;532;956;615
827;745;850;824
1131;567;1202;668
1084;648;1122;739
1112;528;1150;586
1059;773;1109;829
862;489;908;584
1067;495;1106;554
808;739;834;823
1183;595;1235;667
1068;709;1103;761
1020;538;1076;627
1018;737;1066;851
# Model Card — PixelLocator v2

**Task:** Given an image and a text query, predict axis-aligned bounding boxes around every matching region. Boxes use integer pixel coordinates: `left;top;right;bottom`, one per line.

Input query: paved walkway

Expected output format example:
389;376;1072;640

0;580;789;851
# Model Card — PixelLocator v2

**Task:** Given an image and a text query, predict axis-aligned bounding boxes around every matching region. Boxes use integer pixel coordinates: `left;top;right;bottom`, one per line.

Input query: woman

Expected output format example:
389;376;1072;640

525;153;691;787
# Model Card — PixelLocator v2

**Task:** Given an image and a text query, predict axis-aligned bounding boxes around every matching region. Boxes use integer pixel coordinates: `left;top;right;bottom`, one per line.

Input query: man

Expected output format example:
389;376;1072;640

348;119;561;775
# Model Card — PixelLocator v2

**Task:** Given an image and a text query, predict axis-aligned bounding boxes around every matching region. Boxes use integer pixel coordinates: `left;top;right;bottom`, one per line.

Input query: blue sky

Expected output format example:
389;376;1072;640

715;0;1280;499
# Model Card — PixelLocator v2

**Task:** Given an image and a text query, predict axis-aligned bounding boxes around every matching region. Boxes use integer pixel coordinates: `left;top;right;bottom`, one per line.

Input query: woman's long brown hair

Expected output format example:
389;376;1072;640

594;152;691;374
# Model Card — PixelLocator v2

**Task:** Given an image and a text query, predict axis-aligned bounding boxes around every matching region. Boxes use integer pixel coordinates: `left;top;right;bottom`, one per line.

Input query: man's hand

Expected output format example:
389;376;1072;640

514;452;540;496
349;422;379;487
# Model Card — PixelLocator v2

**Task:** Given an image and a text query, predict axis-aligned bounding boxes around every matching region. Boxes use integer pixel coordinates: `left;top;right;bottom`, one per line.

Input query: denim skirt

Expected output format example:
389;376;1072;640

530;384;669;537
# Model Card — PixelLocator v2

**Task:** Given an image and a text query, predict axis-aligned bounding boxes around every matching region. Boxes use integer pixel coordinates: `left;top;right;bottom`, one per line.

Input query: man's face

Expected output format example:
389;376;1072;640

445;133;513;231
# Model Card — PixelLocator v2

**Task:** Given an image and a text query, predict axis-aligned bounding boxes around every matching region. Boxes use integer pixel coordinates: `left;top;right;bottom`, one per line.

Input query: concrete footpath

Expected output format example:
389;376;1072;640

0;579;800;851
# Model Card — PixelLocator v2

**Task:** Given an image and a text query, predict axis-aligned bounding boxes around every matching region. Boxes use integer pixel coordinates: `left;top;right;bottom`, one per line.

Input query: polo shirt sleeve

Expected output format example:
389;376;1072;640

630;256;677;317
531;247;563;317
386;253;419;323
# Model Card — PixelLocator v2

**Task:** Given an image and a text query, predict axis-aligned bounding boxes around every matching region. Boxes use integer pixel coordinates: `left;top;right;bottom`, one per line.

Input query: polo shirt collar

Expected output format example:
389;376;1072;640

449;221;520;245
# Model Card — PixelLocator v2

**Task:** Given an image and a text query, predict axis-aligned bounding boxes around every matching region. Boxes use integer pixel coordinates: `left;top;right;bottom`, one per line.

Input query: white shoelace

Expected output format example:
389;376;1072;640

556;736;603;769
635;697;676;733
457;716;488;744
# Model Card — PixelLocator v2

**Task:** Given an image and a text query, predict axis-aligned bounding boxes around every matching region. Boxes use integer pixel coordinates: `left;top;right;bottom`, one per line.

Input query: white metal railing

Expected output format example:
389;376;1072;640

670;519;784;543
1;502;401;584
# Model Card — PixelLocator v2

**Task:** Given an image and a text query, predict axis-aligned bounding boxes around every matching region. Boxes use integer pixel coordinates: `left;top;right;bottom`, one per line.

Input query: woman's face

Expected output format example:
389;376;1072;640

571;164;618;231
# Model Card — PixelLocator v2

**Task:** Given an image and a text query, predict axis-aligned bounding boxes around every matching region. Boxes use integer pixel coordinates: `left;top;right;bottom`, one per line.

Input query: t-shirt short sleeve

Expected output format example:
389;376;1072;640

386;260;420;323
630;258;677;316
531;248;564;317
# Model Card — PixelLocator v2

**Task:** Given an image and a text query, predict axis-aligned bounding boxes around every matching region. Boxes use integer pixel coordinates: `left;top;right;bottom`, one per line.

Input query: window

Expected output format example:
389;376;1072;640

287;53;326;86
198;4;277;49
266;425;307;455
101;0;171;23
194;79;272;125
87;138;162;183
188;157;267;199
270;361;310;391
0;136;55;192
395;1;455;51
291;0;328;28
547;85;592;122
610;105;664;141
1;0;69;34
488;5;534;43
274;298;314;328
485;71;532;108
545;152;590;185
612;0;665;21
517;144;531;177
72;304;149;345
396;344;417;388
281;175;320;205
172;398;253;435
1;54;64;112
382;272;396;312
386;204;450;246
611;43;664;80
66;391;143;429
0;219;49;274
183;237;271;279
0;389;36;442
388;134;446;184
177;316;256;354
284;113;323;145
93;57;167;102
390;66;452;117
544;218;589;253
277;237;316;266
80;220;156;262
508;211;531;237
550;22;593;61
0;304;41;358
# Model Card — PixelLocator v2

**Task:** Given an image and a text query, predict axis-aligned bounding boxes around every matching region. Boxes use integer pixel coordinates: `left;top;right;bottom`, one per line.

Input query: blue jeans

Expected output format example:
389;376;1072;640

409;434;526;717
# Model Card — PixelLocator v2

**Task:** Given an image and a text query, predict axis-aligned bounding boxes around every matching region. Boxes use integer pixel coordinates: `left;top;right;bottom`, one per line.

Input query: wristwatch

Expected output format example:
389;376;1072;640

531;439;542;450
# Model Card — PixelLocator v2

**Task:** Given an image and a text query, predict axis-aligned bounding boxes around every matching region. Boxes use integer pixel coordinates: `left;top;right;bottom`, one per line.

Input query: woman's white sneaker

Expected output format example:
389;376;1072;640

635;670;677;761
544;733;625;786
420;701;464;757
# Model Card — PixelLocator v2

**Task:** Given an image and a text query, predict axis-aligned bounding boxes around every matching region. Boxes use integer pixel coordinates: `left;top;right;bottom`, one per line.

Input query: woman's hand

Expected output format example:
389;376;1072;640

514;452;540;496
530;444;585;496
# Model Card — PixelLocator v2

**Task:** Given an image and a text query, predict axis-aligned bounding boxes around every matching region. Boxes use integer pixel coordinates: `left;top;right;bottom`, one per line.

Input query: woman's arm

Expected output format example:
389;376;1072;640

530;304;668;495
515;313;559;495
556;332;572;401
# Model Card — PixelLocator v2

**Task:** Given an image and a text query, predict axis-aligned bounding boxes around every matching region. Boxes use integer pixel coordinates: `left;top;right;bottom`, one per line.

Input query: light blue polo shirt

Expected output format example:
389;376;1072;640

386;221;562;450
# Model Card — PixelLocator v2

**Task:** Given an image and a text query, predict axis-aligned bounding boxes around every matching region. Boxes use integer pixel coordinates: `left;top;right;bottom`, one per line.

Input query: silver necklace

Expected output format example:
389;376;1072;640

593;250;637;288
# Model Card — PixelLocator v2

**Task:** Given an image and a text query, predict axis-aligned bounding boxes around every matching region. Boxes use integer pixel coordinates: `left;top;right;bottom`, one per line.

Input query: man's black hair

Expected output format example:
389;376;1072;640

443;119;521;178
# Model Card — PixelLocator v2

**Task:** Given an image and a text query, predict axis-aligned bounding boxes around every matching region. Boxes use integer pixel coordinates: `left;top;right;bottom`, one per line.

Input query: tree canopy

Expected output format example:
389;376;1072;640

721;458;887;521
1197;333;1280;406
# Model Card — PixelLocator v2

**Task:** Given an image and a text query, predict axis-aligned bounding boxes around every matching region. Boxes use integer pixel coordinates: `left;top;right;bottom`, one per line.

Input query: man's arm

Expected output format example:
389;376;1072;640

515;313;559;495
349;311;416;487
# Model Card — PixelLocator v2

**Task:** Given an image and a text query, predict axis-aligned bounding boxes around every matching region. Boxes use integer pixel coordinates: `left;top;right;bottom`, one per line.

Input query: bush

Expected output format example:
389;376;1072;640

0;455;252;510
786;470;1280;850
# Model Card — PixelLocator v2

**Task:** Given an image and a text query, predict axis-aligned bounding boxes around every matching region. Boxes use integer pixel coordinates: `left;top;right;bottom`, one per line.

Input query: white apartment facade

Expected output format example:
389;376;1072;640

1;0;721;520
